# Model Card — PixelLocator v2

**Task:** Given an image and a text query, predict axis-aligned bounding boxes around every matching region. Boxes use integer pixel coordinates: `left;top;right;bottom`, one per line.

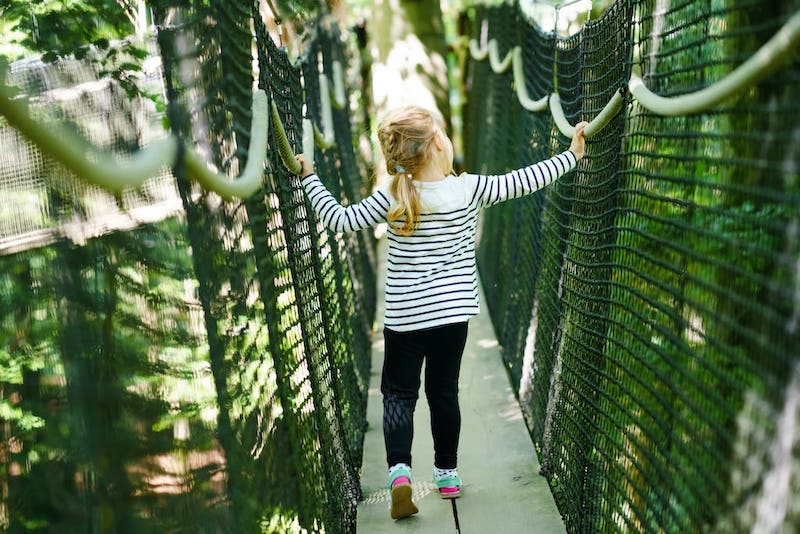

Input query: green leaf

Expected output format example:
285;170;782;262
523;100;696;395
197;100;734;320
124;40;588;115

41;50;59;63
18;413;45;431
118;61;142;72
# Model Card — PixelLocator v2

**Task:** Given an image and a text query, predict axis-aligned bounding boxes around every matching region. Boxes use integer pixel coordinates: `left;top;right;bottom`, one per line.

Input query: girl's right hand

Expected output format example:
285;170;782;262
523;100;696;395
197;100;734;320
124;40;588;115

570;121;589;161
295;154;315;177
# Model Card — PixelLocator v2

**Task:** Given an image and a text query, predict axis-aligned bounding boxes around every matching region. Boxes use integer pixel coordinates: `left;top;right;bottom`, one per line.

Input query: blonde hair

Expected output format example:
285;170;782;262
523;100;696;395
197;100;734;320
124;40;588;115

377;106;441;236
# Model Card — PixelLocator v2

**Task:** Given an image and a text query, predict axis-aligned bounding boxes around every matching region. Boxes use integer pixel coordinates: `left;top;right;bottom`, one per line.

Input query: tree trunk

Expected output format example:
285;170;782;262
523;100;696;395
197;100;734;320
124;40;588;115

368;0;451;131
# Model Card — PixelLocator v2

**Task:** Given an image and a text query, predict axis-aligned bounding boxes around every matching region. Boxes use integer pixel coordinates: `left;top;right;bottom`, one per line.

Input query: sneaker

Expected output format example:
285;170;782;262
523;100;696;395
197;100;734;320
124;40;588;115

433;467;462;499
388;463;418;519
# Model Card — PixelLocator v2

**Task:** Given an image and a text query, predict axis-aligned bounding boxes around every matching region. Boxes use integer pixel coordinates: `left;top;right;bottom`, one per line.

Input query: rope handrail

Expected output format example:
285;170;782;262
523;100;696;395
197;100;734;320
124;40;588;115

470;38;515;74
488;40;514;73
0;84;179;191
329;60;346;110
469;38;489;61
0;17;350;198
549;90;624;138
270;67;340;175
0;87;270;199
184;90;269;200
302;118;315;164
628;10;800;116
468;9;800;135
313;72;336;149
1;50;350;197
270;59;348;173
270;98;303;175
512;47;548;112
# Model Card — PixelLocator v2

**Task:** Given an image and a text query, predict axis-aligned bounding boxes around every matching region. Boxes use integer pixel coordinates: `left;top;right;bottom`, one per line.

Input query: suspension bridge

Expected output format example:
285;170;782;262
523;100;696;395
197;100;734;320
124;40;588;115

0;1;798;532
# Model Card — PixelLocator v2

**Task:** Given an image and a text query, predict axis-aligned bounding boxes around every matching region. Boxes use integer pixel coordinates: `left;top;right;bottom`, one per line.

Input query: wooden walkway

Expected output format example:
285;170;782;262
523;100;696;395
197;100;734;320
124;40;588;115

356;239;565;533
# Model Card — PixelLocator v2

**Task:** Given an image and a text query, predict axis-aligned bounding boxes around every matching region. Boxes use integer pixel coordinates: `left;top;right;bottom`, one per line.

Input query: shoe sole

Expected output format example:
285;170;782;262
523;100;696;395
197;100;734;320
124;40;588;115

390;484;419;519
437;488;461;499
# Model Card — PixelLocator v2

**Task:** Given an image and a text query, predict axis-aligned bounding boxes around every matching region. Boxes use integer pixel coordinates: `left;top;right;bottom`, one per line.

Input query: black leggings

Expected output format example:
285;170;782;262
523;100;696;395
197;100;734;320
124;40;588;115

381;322;468;470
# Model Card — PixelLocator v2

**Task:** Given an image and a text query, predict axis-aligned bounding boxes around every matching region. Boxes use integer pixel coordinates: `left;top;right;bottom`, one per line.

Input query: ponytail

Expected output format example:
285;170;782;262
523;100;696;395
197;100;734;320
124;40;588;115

377;106;440;236
387;172;422;236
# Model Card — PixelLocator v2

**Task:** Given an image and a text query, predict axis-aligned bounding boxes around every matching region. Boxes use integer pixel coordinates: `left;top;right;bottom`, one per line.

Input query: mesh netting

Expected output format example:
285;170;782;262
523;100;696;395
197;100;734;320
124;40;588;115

465;0;800;531
1;2;374;532
0;46;180;253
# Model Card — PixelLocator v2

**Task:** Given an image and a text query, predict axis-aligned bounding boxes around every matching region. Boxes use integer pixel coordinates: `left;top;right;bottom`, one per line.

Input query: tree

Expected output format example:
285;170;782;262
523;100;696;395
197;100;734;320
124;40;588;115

0;0;139;61
368;0;452;132
0;0;153;101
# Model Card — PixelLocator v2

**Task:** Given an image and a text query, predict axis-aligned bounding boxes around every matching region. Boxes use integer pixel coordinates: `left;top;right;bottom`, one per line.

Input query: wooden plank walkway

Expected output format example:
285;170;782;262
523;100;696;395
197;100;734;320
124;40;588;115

357;239;565;533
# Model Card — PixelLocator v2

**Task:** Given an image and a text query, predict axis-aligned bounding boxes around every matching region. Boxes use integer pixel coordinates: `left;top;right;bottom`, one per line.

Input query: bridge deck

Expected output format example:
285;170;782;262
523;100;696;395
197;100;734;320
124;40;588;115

357;239;565;533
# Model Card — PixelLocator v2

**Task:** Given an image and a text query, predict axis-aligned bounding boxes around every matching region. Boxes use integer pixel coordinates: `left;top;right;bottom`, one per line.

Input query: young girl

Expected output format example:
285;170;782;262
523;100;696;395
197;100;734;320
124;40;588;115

295;107;587;520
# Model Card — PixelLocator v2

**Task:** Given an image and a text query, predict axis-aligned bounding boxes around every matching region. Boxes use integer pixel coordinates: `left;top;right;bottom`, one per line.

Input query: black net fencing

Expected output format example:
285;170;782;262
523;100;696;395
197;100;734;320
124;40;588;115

1;2;375;533
463;0;799;531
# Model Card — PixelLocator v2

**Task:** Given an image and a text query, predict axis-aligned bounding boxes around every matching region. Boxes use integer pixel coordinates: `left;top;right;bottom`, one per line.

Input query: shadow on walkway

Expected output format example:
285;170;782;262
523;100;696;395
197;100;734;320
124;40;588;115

357;238;565;533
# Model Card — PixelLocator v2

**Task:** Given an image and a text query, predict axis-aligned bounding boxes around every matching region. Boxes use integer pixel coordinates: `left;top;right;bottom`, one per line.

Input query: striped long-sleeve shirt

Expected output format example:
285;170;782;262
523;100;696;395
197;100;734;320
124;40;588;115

301;149;577;332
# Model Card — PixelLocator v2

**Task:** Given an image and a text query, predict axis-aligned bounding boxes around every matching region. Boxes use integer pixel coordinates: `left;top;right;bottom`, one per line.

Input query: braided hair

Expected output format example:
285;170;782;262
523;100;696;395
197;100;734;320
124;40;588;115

377;106;442;236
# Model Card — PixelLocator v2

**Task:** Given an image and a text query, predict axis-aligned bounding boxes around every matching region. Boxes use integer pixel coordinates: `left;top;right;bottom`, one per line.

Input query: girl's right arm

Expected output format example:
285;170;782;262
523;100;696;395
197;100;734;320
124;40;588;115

296;155;390;233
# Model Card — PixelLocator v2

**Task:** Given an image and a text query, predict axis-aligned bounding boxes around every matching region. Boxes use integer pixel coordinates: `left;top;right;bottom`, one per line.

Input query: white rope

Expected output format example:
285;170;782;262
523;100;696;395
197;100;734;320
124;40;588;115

629;10;800;116
512;47;548;112
548;93;575;138
488;40;514;73
0;43;351;197
184;90;269;200
584;90;624;138
329;60;346;110
469;39;489;61
0;84;178;192
0;85;270;199
314;73;336;149
302;118;315;164
548;90;625;138
0;67;338;198
468;10;800;135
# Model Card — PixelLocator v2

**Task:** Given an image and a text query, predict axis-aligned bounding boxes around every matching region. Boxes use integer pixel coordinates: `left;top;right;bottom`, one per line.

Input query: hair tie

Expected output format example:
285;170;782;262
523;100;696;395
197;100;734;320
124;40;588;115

394;164;406;174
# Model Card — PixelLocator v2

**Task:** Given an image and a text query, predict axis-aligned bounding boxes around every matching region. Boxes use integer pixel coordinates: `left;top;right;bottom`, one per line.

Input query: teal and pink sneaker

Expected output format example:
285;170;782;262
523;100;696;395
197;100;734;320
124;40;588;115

388;463;418;519
433;467;462;499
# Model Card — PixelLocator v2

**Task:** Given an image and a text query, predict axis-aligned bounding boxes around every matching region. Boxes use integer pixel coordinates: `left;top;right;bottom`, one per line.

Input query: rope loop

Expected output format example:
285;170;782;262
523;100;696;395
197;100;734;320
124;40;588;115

468;10;800;137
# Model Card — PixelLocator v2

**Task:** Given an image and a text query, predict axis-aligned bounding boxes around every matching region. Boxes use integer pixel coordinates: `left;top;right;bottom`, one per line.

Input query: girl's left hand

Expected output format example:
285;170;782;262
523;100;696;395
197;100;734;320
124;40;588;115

295;154;315;177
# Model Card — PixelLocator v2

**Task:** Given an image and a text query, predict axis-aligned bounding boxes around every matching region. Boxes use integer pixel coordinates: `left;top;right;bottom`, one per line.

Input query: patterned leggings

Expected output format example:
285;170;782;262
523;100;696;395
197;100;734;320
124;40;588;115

381;322;468;470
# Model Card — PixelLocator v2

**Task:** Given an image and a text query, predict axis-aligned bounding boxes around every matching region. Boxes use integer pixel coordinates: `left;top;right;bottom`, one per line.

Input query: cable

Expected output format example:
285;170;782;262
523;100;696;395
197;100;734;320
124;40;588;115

451;499;462;533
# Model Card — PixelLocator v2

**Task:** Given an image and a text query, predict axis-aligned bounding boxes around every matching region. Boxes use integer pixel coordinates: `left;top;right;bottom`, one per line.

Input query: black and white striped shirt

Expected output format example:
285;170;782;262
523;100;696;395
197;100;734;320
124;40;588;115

301;150;577;332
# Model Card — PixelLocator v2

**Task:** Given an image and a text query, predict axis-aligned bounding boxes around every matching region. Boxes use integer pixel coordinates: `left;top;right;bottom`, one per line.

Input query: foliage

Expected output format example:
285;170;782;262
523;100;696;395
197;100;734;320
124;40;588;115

0;218;227;532
467;0;799;530
0;0;154;101
0;0;136;61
